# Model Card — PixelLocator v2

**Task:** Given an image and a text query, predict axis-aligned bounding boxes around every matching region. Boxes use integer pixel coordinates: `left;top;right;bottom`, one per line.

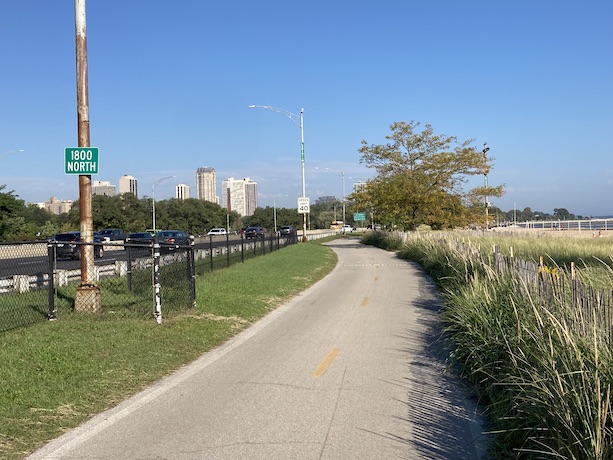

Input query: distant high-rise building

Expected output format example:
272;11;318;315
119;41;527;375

176;183;190;200
221;177;258;216
43;196;73;215
353;181;368;194
316;195;337;205
119;174;138;197
92;180;116;196
196;167;218;204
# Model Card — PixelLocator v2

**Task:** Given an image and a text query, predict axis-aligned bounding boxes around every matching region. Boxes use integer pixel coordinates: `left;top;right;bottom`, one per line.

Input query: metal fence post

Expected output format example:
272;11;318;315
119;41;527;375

153;242;162;324
189;242;196;308
47;242;56;320
241;233;245;263
226;233;230;267
209;236;214;272
126;244;133;292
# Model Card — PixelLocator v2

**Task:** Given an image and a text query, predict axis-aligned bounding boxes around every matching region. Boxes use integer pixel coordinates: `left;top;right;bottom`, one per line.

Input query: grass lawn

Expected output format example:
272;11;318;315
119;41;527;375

0;240;338;460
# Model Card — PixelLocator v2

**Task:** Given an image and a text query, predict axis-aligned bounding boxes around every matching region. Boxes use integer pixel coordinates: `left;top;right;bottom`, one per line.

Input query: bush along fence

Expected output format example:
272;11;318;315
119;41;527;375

396;233;613;459
0;232;299;333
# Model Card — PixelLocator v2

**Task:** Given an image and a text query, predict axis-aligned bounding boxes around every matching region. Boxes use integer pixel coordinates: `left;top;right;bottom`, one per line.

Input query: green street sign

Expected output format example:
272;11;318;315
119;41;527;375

354;212;366;221
64;147;99;174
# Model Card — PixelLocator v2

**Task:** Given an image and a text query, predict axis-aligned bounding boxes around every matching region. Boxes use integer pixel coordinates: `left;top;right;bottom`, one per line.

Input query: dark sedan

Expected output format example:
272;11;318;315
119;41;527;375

53;231;104;260
154;230;192;252
245;227;266;239
125;232;155;245
124;232;154;251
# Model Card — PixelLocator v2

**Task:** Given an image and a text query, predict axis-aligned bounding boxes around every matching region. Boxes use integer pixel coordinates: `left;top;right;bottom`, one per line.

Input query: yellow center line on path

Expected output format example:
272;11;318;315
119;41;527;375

312;348;339;378
360;297;369;307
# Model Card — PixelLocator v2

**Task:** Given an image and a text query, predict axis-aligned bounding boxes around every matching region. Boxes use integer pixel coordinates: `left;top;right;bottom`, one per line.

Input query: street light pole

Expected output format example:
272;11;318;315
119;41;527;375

316;166;345;231
482;143;490;230
0;149;25;161
152;176;175;233
249;105;307;241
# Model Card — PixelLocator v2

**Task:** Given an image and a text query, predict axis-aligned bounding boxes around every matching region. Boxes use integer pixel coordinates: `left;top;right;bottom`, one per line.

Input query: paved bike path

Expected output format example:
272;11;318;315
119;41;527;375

28;239;489;459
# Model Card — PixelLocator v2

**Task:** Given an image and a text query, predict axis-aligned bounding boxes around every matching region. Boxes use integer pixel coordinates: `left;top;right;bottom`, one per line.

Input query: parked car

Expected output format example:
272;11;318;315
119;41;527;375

207;228;227;236
124;232;154;247
154;230;192;252
53;231;104;260
245;227;266;239
97;228;126;242
279;225;294;236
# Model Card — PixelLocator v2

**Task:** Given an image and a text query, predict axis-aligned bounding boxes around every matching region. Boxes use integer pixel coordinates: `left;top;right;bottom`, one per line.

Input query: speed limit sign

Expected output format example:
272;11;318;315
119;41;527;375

297;197;310;214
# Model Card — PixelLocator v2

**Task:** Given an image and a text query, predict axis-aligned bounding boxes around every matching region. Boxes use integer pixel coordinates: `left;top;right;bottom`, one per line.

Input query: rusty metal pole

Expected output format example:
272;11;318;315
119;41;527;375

74;0;101;312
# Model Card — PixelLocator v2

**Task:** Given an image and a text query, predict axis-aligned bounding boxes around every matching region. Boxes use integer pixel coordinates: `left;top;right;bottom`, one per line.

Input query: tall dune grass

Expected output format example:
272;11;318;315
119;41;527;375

365;231;613;459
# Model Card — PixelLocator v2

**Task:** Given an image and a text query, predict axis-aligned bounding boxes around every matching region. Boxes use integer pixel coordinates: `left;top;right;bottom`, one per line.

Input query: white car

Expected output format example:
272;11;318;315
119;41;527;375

342;224;355;233
207;228;227;236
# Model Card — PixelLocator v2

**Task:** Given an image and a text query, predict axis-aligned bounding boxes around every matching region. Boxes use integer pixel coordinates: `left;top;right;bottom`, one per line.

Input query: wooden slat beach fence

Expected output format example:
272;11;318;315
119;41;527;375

430;234;613;347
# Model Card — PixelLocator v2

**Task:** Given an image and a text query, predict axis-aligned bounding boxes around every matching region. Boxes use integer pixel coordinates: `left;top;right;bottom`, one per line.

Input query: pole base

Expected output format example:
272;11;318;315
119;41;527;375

75;285;102;313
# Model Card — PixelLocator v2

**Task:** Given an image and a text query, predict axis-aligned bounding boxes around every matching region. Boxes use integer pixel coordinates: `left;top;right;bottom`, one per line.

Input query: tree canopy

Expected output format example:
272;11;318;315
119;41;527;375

352;121;504;230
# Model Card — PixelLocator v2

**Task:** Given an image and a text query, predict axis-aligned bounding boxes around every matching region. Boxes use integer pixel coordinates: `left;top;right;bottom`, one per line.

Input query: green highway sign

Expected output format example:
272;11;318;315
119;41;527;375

64;147;99;174
354;212;366;221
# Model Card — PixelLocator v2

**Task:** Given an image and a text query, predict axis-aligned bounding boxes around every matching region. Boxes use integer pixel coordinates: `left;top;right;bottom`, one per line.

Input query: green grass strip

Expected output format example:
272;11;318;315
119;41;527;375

0;241;337;460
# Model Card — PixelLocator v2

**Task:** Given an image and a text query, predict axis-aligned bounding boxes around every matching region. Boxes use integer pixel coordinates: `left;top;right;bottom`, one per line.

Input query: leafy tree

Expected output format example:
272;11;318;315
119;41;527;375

39;221;61;238
242;207;302;231
0;185;27;241
117;193;151;231
313;210;337;230
274;207;302;229
153;198;240;235
521;207;534;221
553;208;574;220
355;121;504;230
18;203;55;228
245;207;275;230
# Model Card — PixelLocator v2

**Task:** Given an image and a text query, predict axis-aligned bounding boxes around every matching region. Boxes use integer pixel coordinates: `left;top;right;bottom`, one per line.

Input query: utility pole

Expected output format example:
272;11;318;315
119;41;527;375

74;0;101;312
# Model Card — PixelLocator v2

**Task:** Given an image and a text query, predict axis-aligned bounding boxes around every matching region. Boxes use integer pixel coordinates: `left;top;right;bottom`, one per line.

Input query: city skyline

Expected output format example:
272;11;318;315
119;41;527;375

32;170;359;212
14;160;365;214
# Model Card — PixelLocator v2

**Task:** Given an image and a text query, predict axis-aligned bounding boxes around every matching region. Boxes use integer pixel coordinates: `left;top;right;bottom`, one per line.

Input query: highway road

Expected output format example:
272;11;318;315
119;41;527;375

0;237;255;279
28;238;488;459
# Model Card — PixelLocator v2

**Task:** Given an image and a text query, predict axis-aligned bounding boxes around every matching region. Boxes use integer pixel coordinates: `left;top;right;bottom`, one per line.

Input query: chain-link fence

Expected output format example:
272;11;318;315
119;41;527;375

49;241;196;323
195;232;298;274
0;241;51;332
0;231;299;333
0;240;195;331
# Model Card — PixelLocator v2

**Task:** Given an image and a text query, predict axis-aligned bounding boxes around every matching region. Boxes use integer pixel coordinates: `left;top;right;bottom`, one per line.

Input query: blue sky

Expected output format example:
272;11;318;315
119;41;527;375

1;1;611;216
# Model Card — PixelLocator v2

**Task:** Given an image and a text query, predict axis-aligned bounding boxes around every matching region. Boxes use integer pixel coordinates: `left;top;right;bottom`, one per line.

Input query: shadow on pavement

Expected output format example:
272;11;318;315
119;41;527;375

390;259;491;459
